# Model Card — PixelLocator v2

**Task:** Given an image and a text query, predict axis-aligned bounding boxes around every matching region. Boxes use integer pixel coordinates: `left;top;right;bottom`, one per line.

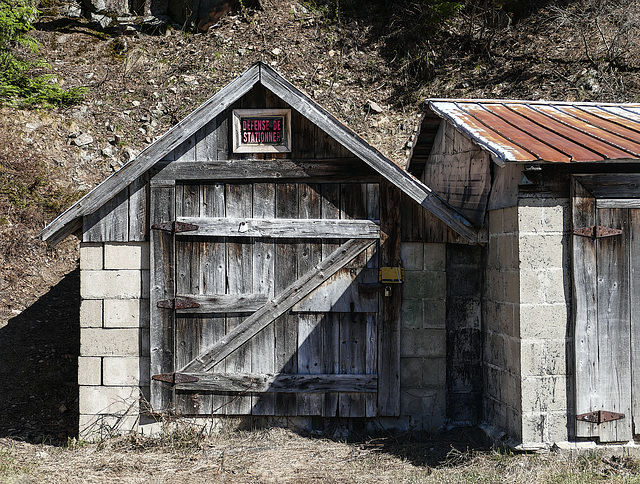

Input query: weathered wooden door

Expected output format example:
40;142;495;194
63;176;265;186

573;176;640;442
150;181;397;418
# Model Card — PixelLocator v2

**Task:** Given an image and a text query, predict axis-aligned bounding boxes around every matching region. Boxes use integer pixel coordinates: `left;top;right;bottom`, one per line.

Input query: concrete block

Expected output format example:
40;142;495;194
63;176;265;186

519;234;564;270
422;357;447;388
489;209;502;235
502;206;518;234
80;299;102;328
423;243;445;271
401;299;423;329
401;329;445;358
400;242;424;271
81;328;140;357
520;269;567;306
103;357;144;386
104;299;150;328
503;270;520;305
81;270;143;299
542;204;567;233
104;242;150;270
403;271;445;300
520;338;567;377
521;411;569;444
78;357;102;386
424;299;446;329
79;385;139;415
79;414;139;441
542;269;568;305
141;328;150;357
521;376;567;413
80;243;103;270
520;304;569;339
400;357;423;387
498;235;517;268
400;388;445;419
447;265;481;298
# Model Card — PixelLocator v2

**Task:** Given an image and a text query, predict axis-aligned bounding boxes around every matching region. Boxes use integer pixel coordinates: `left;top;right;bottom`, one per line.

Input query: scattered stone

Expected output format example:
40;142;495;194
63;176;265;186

91;13;112;30
238;48;247;55
122;147;138;163
25;122;41;132
272;47;282;56
365;100;383;114
101;145;117;157
71;133;94;147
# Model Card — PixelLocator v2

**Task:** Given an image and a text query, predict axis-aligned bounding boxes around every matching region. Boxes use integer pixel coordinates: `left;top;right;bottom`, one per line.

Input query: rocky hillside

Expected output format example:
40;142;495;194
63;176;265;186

3;0;640;321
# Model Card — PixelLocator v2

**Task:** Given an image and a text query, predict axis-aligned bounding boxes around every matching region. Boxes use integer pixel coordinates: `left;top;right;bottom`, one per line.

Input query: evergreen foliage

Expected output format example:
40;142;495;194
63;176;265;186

0;0;86;107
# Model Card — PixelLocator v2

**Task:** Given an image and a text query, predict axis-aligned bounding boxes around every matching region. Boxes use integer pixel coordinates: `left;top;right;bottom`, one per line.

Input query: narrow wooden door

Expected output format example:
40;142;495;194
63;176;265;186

150;181;395;418
573;177;640;442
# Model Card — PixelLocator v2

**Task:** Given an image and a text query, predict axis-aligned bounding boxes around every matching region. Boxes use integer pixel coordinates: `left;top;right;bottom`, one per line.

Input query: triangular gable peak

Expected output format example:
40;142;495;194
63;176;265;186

40;63;478;245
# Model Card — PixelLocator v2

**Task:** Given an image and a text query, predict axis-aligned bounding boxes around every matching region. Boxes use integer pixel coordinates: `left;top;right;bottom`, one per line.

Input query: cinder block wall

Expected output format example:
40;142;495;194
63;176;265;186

517;199;571;444
484;201;572;446
484;206;522;441
78;242;150;440
399;242;447;431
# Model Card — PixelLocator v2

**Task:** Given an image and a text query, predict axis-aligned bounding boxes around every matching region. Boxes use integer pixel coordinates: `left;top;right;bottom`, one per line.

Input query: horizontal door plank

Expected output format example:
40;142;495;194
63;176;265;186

151;159;374;181
179;238;377;372
597;198;640;209
175;372;377;393
175;294;269;313
177;217;380;238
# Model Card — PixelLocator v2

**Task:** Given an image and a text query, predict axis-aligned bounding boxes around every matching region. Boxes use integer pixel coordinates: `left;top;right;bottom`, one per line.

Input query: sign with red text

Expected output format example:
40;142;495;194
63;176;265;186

232;109;291;153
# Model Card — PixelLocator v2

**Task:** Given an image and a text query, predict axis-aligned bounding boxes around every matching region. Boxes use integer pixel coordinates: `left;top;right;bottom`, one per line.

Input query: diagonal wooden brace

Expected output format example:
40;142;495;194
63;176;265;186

179;238;377;373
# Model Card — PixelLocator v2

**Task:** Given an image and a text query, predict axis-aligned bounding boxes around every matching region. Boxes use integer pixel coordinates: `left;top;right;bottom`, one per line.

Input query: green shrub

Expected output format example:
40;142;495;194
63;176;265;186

0;0;86;107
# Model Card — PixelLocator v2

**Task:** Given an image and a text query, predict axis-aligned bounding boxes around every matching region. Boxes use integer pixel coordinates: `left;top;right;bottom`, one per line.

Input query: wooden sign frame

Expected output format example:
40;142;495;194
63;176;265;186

232;108;292;153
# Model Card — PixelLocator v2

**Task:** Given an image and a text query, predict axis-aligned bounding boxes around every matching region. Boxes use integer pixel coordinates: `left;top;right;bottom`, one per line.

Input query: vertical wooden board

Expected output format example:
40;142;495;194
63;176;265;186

297;313;324;415
401;191;424;242
596;207;632;442
321;183;341;415
215;110;229;161
274;183;298;415
366;183;380;270
224;183;254;414
251;183;276;415
128;174;148;242
341;183;368;269
339;313;367;417
174;133;196;162
297;183;323;415
83;187;129;242
365;312;378;417
378;179;401;416
322;313;340;417
291;111;316;159
150;185;175;412
195;118;218;161
630;209;640;435
572;178;599;438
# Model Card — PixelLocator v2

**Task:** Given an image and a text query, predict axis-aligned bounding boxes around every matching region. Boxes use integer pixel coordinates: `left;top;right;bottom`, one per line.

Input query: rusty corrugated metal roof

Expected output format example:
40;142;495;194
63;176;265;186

426;99;640;164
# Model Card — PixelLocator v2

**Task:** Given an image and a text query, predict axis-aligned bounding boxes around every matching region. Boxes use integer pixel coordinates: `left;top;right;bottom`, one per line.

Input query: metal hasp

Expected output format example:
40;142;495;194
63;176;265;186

573;226;623;239
576;410;625;424
151;221;199;233
151;372;200;384
157;298;201;310
379;267;404;284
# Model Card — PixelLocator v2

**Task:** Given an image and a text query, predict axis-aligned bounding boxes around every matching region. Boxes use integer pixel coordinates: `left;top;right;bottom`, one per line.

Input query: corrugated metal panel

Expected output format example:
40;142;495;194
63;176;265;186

426;100;640;163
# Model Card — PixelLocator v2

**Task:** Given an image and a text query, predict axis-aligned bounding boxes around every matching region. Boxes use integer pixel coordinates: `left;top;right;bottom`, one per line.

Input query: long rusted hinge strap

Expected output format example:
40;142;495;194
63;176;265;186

576;410;625;424
151;372;200;384
573;226;623;239
157;298;200;310
151;221;199;233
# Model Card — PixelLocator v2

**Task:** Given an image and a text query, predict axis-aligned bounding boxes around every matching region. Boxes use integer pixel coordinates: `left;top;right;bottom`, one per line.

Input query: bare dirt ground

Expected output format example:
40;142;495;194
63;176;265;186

3;0;640;481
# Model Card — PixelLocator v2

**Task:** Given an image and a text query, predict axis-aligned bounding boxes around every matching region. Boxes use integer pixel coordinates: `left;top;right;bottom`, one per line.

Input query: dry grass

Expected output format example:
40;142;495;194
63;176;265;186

2;427;640;483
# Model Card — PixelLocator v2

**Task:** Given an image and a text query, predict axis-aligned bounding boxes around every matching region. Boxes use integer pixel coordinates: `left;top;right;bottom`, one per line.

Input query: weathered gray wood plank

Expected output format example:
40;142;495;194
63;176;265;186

83;187;129;242
251;182;276;415
598;199;640;209
179;238;376;373
150;185;175;412
573;177;599;439
175;217;380;238
128;174;148;241
630;209;640;432
596;207;632;442
175;373;377;393
173;294;269;313
225;183;254;414
377;179;401;416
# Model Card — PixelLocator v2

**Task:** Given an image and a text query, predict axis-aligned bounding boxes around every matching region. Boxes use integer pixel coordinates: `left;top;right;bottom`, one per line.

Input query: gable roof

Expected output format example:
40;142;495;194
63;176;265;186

40;63;479;244
425;99;640;165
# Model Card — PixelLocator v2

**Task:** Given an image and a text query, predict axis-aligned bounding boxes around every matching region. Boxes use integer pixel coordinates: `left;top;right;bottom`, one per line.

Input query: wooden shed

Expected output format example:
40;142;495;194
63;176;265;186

40;62;479;439
410;99;640;449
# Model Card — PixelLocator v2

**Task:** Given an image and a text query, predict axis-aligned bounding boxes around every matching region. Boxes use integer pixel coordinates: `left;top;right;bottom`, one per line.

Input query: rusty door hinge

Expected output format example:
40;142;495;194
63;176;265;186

573;226;623;238
151;221;199;233
152;372;199;384
157;298;200;309
576;410;625;424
